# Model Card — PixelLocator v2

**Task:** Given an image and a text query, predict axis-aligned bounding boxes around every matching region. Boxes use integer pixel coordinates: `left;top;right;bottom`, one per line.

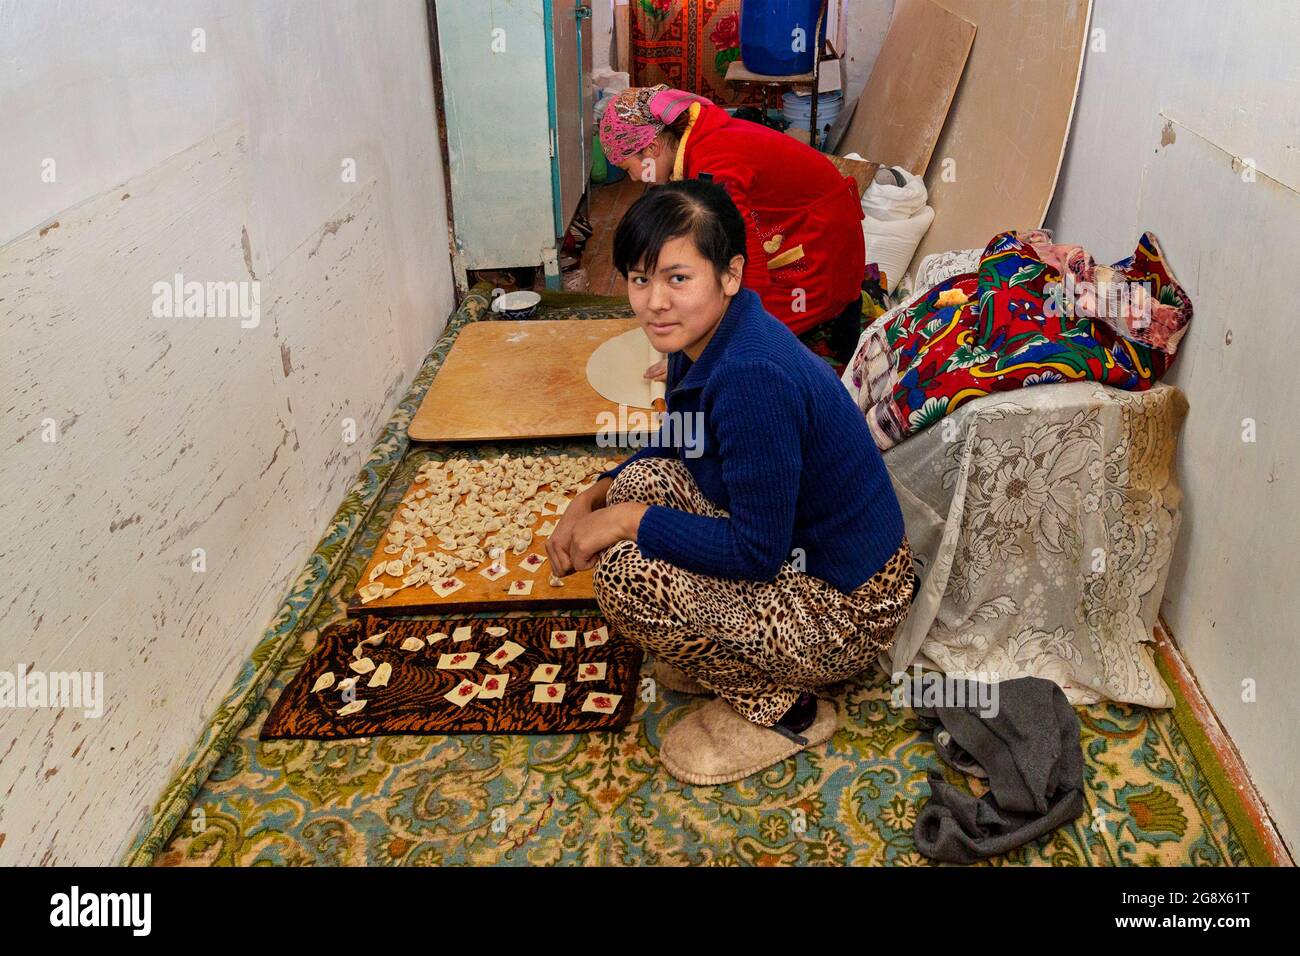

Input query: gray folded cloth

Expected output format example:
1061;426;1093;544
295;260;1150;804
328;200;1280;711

909;676;1085;864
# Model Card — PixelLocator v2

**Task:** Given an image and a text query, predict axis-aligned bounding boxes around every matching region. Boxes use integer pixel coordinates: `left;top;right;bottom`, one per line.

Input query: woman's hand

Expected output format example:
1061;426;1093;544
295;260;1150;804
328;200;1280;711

644;359;667;382
547;501;648;575
546;488;592;577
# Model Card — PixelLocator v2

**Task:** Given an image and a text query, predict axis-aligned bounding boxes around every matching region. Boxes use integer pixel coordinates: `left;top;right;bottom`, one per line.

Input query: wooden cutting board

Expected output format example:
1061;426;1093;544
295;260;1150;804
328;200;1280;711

347;454;621;618
348;547;599;617
827;156;880;198
408;319;646;442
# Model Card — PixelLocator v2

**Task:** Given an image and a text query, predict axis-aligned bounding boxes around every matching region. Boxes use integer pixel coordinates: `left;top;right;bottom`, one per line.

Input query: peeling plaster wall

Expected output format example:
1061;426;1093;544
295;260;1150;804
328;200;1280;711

0;0;453;863
835;0;895;108
1048;0;1300;855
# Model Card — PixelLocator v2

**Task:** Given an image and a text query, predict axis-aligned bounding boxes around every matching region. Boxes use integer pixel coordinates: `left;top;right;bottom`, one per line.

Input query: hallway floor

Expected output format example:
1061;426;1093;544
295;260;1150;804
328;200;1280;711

583;175;644;297
130;289;1289;867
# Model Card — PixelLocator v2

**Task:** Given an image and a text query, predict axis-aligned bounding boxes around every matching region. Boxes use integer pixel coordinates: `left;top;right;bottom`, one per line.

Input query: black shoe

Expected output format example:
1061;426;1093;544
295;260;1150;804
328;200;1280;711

775;692;818;735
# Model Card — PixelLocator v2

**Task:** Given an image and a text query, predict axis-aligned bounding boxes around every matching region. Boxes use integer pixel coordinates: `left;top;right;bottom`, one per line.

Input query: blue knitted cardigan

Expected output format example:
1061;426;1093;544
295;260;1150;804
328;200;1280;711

600;288;905;593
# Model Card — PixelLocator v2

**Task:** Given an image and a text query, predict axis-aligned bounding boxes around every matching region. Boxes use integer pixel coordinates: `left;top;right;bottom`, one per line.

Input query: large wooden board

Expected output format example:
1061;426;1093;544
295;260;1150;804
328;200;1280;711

347;452;622;617
408;319;643;442
839;0;975;176
908;0;1091;272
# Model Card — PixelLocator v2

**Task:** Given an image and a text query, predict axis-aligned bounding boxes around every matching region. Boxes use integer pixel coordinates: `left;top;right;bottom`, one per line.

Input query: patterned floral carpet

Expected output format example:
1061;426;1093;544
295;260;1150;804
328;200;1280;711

138;288;1276;867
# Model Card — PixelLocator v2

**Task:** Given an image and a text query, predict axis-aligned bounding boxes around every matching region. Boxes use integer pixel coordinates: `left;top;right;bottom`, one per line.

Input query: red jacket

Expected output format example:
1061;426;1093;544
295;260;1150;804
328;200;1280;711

675;102;865;335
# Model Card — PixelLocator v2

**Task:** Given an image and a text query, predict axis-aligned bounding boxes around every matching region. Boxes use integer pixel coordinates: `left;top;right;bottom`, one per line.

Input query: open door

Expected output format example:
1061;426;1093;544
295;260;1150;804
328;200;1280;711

548;0;591;239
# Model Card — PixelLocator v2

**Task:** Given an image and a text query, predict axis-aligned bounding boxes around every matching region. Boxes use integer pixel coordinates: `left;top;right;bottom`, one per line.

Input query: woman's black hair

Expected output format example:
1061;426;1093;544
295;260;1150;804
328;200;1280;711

612;178;747;279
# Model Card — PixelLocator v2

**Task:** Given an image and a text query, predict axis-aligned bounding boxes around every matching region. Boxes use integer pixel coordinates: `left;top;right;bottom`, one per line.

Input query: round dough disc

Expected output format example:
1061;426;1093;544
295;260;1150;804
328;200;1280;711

586;328;663;408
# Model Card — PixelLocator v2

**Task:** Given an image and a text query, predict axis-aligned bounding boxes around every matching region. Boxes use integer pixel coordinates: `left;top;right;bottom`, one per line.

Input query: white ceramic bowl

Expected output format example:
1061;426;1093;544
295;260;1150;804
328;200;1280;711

492;290;542;319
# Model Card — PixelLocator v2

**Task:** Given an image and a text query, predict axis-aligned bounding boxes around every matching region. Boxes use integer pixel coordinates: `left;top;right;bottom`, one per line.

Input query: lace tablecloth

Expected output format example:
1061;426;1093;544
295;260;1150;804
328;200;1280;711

879;380;1187;707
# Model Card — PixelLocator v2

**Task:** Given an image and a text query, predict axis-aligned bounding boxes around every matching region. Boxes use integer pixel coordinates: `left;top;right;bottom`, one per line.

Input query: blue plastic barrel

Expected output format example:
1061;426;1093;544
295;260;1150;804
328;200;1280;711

740;0;827;76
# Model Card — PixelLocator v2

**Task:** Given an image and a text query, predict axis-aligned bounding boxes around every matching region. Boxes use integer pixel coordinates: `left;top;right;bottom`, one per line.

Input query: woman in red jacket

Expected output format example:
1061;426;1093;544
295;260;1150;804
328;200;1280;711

600;85;866;357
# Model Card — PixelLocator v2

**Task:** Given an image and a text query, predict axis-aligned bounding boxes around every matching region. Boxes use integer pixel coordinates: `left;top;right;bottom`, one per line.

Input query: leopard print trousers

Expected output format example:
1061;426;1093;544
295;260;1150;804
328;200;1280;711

592;457;918;726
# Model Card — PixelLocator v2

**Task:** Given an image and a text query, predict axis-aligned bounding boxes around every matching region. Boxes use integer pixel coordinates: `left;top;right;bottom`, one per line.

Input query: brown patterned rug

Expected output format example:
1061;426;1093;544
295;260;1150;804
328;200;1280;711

262;616;643;739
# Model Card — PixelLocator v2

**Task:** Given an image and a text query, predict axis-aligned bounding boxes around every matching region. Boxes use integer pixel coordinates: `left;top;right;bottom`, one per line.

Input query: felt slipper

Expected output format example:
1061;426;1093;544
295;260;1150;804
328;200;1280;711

654;658;711;696
660;696;838;785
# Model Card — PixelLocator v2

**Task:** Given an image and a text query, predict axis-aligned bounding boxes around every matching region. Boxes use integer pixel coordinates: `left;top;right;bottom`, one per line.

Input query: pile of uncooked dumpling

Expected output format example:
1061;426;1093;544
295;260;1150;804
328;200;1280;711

357;453;615;603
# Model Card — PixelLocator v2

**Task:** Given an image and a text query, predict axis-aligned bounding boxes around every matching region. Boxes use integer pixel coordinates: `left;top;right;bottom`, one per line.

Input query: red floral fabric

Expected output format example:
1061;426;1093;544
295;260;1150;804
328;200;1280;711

854;230;1193;450
631;0;761;107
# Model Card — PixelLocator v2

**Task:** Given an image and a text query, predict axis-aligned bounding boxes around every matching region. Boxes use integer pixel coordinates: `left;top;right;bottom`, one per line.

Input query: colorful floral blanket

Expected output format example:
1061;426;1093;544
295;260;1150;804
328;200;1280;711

847;231;1193;450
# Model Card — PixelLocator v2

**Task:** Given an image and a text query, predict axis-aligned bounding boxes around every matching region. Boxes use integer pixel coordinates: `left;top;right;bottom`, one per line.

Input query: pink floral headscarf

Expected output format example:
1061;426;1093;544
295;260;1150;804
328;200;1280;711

599;85;713;166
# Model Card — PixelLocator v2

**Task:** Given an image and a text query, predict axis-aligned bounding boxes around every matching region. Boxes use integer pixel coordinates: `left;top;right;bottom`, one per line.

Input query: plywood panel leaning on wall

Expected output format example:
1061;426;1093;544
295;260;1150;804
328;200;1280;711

908;0;1092;272
838;0;975;179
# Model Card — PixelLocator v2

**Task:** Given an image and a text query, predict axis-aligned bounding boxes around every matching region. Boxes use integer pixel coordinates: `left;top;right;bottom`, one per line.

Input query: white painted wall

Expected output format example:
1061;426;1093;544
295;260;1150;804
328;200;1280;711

593;0;615;73
0;0;454;864
823;0;896;152
833;0;895;106
1049;0;1300;856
